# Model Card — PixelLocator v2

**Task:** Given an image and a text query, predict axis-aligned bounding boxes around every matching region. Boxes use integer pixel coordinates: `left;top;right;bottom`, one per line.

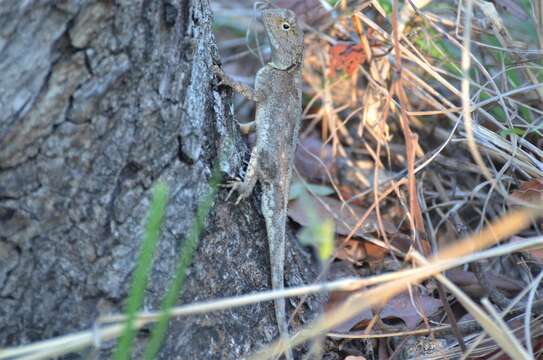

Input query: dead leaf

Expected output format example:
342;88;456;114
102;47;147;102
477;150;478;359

325;262;370;332
378;293;442;330
335;237;367;265
337;185;366;207
328;44;366;77
325;287;373;333
533;336;543;357
327;291;442;332
289;181;334;200
295;135;338;181
510;235;543;261
353;233;418;265
288;195;394;237
443;268;523;299
511;178;543;203
362;241;387;262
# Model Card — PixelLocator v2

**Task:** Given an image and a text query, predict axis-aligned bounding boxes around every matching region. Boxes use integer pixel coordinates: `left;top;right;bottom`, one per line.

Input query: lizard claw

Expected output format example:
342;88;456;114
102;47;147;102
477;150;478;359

223;178;241;201
223;178;252;204
212;65;229;87
212;64;224;77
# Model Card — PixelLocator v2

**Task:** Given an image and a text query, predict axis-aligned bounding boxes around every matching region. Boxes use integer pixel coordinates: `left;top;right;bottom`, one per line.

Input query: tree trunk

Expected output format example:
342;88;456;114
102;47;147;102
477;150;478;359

0;0;317;358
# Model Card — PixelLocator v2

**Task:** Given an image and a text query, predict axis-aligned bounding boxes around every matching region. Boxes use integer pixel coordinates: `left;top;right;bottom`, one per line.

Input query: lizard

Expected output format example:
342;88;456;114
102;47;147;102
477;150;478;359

214;6;304;360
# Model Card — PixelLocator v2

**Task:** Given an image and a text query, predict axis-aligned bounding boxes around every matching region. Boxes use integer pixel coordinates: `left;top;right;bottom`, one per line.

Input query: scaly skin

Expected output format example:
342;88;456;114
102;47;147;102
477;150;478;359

215;7;303;360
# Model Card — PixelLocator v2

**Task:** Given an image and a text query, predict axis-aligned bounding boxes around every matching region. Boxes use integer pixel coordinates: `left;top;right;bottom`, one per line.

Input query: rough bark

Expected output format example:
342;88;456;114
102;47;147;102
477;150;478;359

0;0;317;358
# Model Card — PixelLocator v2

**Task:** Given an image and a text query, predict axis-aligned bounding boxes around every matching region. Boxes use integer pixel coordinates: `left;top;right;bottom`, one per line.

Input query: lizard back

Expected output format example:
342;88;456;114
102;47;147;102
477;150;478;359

254;65;302;184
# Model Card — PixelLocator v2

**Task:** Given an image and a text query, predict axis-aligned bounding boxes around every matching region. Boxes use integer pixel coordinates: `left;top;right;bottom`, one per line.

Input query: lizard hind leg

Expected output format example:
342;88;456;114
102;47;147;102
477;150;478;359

225;147;259;204
260;182;293;360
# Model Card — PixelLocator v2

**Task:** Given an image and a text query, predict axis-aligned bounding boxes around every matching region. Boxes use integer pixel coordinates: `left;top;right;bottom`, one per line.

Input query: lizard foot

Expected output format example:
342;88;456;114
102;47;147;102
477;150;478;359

223;178;253;205
212;64;230;88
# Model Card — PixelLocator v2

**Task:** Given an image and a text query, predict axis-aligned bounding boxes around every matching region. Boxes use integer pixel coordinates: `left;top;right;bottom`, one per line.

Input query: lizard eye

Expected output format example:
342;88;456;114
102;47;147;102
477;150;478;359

282;22;290;31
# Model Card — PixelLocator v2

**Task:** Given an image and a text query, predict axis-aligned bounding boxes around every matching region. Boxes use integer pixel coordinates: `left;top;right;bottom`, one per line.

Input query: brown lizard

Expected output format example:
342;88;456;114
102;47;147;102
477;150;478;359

214;7;304;360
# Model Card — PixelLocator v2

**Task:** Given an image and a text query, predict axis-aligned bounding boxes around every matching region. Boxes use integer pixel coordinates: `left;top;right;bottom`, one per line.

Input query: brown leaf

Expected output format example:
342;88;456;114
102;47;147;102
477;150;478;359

326;290;373;333
511;179;543;203
325;262;371;332
510;235;543;261
336;185;365;207
533;337;543;357
295;136;338;181
443;268;523;299
378;293;442;330
335;237;367;264
327;291;442;332
363;233;420;262
362;241;387;262
288;195;394;237
328;44;366;77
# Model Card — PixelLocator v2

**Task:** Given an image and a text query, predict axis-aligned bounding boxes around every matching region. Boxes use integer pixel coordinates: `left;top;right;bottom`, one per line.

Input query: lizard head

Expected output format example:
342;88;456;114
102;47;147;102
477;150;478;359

262;8;304;70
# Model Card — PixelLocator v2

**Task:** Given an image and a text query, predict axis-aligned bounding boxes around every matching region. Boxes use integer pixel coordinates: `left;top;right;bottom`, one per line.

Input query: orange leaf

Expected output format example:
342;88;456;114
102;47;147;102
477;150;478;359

362;241;387;261
328;44;366;77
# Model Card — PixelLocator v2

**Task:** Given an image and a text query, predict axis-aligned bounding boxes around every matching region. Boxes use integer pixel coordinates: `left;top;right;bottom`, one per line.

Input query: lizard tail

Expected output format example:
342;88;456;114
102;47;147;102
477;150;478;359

261;184;293;360
272;278;293;360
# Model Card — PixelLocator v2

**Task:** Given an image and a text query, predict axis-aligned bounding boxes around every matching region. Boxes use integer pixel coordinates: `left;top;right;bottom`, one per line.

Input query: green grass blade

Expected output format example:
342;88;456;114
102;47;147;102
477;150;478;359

143;164;222;359
113;182;169;360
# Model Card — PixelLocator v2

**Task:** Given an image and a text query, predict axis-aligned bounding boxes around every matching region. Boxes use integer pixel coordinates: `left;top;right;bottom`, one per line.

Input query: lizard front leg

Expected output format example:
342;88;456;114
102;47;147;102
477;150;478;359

226;146;259;204
214;65;262;203
213;65;261;102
